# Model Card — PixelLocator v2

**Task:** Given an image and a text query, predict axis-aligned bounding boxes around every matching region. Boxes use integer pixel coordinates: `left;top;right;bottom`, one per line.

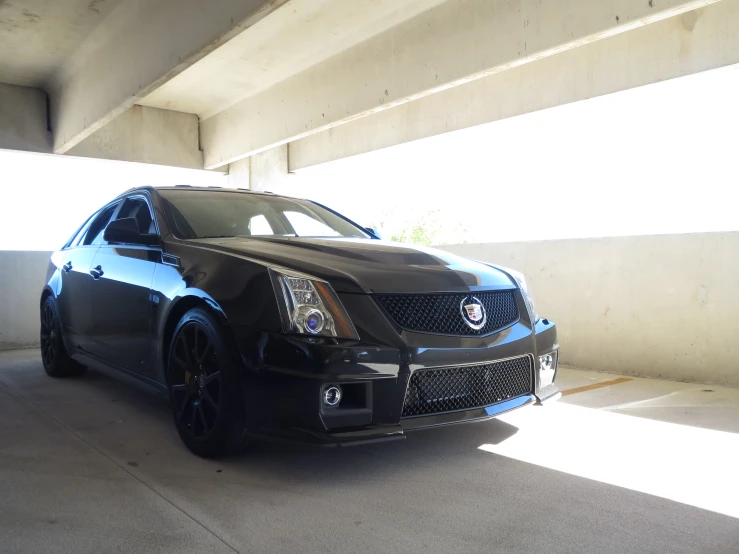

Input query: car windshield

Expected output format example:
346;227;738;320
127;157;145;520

158;189;369;240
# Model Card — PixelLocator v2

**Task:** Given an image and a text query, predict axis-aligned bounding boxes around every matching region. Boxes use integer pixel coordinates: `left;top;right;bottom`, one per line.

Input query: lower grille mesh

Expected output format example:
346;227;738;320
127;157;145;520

402;356;533;417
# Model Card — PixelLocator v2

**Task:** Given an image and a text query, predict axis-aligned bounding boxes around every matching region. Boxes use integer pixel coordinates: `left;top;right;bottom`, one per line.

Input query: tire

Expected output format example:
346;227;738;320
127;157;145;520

166;307;249;458
40;296;87;378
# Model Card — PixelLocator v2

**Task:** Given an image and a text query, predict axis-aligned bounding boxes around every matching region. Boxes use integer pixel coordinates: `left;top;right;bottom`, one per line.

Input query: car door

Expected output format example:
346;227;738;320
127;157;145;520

87;195;160;377
57;203;119;352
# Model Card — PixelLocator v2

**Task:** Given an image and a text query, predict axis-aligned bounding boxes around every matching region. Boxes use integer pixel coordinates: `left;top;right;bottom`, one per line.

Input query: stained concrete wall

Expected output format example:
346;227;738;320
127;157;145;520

0;83;52;153
441;232;739;388
0;251;51;351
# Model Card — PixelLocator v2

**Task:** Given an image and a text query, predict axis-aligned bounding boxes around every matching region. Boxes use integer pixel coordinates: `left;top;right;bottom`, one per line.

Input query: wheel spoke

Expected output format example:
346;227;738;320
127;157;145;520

200;386;218;411
203;371;220;385
200;343;214;366
193;328;200;363
172;355;188;370
172;386;196;422
46;306;54;329
177;334;192;366
197;404;208;432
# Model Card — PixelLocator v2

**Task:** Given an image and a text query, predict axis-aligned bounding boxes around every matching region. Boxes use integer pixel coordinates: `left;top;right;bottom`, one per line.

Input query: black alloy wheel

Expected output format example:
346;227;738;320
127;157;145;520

40;296;86;377
167;308;249;457
40;301;57;367
170;322;221;440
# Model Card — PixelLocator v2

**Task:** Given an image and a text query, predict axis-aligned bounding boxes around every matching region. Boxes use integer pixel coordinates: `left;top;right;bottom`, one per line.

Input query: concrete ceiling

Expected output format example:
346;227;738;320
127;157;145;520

0;0;123;88
138;0;447;120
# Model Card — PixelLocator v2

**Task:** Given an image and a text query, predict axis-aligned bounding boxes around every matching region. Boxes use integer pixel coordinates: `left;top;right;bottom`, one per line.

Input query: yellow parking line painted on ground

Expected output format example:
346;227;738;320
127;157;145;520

561;377;633;397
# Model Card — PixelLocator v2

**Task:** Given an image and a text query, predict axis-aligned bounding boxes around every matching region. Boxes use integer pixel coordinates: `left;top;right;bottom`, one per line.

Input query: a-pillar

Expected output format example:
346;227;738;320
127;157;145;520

226;144;288;192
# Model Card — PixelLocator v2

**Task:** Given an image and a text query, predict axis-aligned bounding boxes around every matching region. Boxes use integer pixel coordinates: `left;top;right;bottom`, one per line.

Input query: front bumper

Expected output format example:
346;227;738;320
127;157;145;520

233;310;560;447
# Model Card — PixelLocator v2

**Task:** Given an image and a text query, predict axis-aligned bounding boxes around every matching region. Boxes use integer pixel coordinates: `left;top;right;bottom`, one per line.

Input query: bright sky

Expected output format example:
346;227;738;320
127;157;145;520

278;62;739;244
0;152;225;250
1;62;737;250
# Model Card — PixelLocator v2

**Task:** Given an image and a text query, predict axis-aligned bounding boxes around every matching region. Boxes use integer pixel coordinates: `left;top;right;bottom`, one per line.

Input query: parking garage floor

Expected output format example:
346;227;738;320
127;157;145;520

1;348;738;554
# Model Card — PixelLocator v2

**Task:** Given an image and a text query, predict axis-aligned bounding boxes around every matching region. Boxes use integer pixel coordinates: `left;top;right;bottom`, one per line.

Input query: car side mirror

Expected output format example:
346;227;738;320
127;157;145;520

104;217;160;246
365;227;382;240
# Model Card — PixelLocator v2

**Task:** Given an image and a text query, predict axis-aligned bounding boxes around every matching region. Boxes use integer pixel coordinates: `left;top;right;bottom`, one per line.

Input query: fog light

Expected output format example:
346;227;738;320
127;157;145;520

538;352;557;388
323;386;342;407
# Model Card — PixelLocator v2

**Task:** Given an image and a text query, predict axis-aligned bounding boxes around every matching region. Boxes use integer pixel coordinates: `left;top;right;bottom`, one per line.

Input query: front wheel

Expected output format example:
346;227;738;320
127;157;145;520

40;296;87;378
167;308;249;458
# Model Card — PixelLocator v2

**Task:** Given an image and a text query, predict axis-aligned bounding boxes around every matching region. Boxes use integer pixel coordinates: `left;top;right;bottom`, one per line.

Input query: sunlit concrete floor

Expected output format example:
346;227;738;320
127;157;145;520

1;348;738;554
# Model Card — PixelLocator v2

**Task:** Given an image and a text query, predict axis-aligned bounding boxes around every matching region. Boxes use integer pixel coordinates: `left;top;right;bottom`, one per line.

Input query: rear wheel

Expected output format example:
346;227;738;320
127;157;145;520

40;296;87;377
167;308;249;458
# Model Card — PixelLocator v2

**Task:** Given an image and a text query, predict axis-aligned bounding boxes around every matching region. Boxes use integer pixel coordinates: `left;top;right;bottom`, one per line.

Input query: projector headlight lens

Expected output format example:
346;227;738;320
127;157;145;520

270;268;359;339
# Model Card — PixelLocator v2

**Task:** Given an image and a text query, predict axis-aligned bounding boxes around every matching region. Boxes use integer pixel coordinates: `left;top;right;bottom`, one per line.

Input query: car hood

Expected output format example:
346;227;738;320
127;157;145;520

186;236;515;294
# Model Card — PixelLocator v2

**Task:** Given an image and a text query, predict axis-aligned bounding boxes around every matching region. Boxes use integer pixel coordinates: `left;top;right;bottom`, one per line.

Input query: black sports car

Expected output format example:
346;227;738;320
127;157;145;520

40;186;560;457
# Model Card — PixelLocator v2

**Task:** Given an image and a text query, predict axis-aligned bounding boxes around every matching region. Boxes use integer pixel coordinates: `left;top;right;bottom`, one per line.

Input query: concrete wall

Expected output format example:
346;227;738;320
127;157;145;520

0;251;51;351
441;232;739;388
0;83;52;153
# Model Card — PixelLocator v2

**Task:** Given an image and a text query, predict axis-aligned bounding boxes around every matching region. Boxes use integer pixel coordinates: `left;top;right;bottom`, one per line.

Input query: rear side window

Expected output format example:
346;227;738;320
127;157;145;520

83;203;120;246
117;197;156;234
64;213;97;249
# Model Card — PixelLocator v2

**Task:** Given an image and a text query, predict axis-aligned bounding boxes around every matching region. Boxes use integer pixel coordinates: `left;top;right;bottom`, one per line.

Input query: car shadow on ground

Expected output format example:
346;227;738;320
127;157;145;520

2;353;521;486
102;364;519;475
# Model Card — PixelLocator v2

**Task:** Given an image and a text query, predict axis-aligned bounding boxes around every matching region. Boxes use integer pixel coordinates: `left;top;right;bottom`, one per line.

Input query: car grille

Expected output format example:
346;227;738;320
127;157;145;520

374;290;519;336
402;356;533;417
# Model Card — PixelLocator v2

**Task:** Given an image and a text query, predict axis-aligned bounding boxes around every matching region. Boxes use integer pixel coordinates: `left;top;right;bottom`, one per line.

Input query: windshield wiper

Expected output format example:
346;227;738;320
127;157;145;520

197;235;235;239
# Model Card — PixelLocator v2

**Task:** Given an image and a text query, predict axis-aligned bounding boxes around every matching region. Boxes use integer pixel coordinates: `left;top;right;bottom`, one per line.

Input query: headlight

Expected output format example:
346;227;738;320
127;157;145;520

270;267;359;340
506;268;538;322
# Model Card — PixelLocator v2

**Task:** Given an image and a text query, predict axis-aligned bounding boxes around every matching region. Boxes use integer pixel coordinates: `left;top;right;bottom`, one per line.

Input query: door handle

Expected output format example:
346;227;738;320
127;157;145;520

90;265;104;280
63;261;73;273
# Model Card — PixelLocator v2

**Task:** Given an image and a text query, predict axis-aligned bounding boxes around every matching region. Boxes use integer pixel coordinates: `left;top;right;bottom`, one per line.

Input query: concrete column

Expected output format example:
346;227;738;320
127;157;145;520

227;157;251;189
0;84;51;153
227;144;288;191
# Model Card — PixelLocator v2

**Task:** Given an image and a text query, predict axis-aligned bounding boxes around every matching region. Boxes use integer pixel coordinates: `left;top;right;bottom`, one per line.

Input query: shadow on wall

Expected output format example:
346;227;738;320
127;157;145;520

0;251;51;350
440;231;739;388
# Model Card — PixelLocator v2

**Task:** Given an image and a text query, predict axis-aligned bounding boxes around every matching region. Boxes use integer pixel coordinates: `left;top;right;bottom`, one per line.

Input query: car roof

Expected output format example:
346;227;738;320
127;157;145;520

116;185;281;199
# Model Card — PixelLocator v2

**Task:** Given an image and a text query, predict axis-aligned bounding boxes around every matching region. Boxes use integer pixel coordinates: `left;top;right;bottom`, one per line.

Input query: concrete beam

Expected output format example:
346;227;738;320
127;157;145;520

200;0;720;169
0;83;51;153
66;106;202;169
289;1;739;170
51;0;288;155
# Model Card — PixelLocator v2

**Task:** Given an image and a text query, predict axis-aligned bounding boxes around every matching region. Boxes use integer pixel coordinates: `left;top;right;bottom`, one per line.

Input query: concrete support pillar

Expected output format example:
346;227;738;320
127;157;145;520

227;157;251;189
0;83;51;153
227;144;288;191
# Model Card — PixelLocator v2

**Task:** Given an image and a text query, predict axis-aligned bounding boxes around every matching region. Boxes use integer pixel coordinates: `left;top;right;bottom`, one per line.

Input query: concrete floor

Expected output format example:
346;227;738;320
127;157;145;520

1;349;738;554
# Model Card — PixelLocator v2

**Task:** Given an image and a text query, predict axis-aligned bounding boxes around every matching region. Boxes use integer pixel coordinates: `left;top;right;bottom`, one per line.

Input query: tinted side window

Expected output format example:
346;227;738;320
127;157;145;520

84;203;120;246
117;197;156;234
64;212;97;249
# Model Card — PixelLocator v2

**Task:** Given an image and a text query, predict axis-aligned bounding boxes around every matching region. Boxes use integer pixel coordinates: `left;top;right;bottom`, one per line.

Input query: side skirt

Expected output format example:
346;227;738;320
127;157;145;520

71;350;168;394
